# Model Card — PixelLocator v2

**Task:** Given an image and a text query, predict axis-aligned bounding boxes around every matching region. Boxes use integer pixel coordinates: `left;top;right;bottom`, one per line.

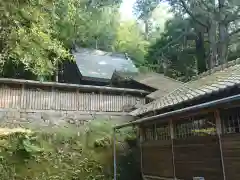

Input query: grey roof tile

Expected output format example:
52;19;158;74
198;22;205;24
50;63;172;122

73;48;138;80
130;58;240;116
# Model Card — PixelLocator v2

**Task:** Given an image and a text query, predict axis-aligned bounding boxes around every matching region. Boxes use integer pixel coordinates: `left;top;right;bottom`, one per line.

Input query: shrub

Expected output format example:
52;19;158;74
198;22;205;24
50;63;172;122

0;120;141;180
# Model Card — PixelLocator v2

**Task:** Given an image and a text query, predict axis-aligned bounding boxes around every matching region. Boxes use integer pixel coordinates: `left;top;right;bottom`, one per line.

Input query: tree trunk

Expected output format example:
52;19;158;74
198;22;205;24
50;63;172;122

208;20;218;69
144;19;149;40
95;38;98;49
195;31;207;73
218;0;229;65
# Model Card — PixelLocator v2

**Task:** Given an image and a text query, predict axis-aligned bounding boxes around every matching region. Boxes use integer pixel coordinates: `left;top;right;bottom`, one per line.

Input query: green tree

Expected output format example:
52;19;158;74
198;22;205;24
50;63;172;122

0;0;71;80
133;0;159;40
0;0;123;79
146;17;198;81
114;20;149;65
167;0;240;68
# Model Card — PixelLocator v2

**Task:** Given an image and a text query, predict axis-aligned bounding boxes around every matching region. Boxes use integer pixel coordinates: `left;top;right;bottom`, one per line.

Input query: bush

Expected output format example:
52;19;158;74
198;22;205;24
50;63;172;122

0;120;141;180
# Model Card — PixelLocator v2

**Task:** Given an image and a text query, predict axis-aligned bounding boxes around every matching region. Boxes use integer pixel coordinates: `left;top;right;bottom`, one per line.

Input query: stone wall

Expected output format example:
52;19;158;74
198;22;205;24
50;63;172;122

0;109;134;129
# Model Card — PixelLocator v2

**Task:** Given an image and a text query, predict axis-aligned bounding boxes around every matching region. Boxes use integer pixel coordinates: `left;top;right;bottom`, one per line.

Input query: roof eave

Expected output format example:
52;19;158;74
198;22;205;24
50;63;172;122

115;93;240;129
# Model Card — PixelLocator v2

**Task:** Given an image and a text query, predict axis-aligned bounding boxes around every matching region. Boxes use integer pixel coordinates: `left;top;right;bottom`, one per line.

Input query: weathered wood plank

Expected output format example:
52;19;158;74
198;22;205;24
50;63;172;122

142;140;174;178
222;134;240;180
0;86;145;112
174;136;223;180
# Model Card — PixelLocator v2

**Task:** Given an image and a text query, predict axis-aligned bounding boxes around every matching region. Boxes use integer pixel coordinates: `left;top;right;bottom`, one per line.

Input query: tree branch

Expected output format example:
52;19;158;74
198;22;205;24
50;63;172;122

157;32;187;54
179;0;208;28
199;0;214;13
224;7;240;23
229;28;240;37
225;14;240;24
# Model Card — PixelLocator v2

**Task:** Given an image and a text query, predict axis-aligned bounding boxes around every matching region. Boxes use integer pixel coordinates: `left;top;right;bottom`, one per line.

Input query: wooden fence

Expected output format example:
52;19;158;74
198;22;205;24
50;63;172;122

0;80;147;112
140;112;226;180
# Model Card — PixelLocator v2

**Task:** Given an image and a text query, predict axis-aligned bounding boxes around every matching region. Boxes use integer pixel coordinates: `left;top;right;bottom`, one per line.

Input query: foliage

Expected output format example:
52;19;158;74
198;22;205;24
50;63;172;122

133;0;159;39
146;16;198;81
1;0;238;82
144;0;240;81
0;0;71;79
0;0;122;79
114;20;149;65
0;120;140;180
166;0;240;67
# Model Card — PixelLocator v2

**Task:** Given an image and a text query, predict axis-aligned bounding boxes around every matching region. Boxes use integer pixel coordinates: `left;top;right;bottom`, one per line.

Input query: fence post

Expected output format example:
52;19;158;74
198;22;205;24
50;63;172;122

20;84;25;109
76;88;79;111
113;129;117;180
214;110;226;180
170;119;176;180
50;86;54;110
139;127;144;178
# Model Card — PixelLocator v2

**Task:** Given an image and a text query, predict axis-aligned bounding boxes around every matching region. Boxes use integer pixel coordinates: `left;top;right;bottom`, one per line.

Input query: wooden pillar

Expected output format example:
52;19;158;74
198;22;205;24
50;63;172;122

139;127;144;177
170;119;176;180
20;84;25;109
113;129;117;180
76;89;79;111
50;86;54;110
214;110;226;180
99;92;102;112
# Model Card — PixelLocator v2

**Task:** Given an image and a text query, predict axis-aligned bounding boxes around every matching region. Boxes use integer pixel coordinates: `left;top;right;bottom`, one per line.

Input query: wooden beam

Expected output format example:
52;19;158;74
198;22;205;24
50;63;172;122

20;84;25;109
214;110;226;180
0;78;149;95
113;130;117;180
143;175;180;180
169;119;176;180
139;127;144;179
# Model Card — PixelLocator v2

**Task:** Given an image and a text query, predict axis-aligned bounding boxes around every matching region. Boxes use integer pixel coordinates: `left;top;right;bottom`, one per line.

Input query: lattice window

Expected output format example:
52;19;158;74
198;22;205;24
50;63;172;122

156;124;170;140
144;126;155;141
221;107;240;134
174;114;216;139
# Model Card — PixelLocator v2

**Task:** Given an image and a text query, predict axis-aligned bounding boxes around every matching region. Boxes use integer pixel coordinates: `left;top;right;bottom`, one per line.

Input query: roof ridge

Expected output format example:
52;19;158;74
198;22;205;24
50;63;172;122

192;58;240;80
160;73;184;84
76;47;127;58
136;72;184;84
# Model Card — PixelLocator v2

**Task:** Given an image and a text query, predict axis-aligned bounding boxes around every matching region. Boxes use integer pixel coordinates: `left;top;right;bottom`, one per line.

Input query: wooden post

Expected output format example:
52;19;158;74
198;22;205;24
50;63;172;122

100;92;103;112
214;110;226;180
170;119;176;180
76;89;79;111
113;129;117;180
139;127;144;179
50;86;54;110
20;84;25;109
154;123;157;140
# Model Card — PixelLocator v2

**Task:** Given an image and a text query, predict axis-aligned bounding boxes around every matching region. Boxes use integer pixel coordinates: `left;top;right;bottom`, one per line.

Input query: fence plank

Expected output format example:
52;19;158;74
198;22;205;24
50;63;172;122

0;86;145;112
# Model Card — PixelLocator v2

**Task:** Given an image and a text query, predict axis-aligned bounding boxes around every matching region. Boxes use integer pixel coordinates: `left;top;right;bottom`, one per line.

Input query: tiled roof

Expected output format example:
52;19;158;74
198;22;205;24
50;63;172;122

130;58;240;116
72;48;138;80
115;72;183;99
133;72;182;91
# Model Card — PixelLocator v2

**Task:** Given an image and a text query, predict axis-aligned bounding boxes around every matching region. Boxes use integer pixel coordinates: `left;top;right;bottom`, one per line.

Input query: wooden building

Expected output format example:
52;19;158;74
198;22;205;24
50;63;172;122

115;58;240;180
59;48;141;87
0;78;149;113
111;71;183;100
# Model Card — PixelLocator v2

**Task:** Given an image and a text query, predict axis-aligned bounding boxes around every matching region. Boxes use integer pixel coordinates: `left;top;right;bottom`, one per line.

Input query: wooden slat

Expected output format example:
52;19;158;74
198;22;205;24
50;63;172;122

142;140;173;178
0;86;146;112
174;136;223;180
222;134;240;180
